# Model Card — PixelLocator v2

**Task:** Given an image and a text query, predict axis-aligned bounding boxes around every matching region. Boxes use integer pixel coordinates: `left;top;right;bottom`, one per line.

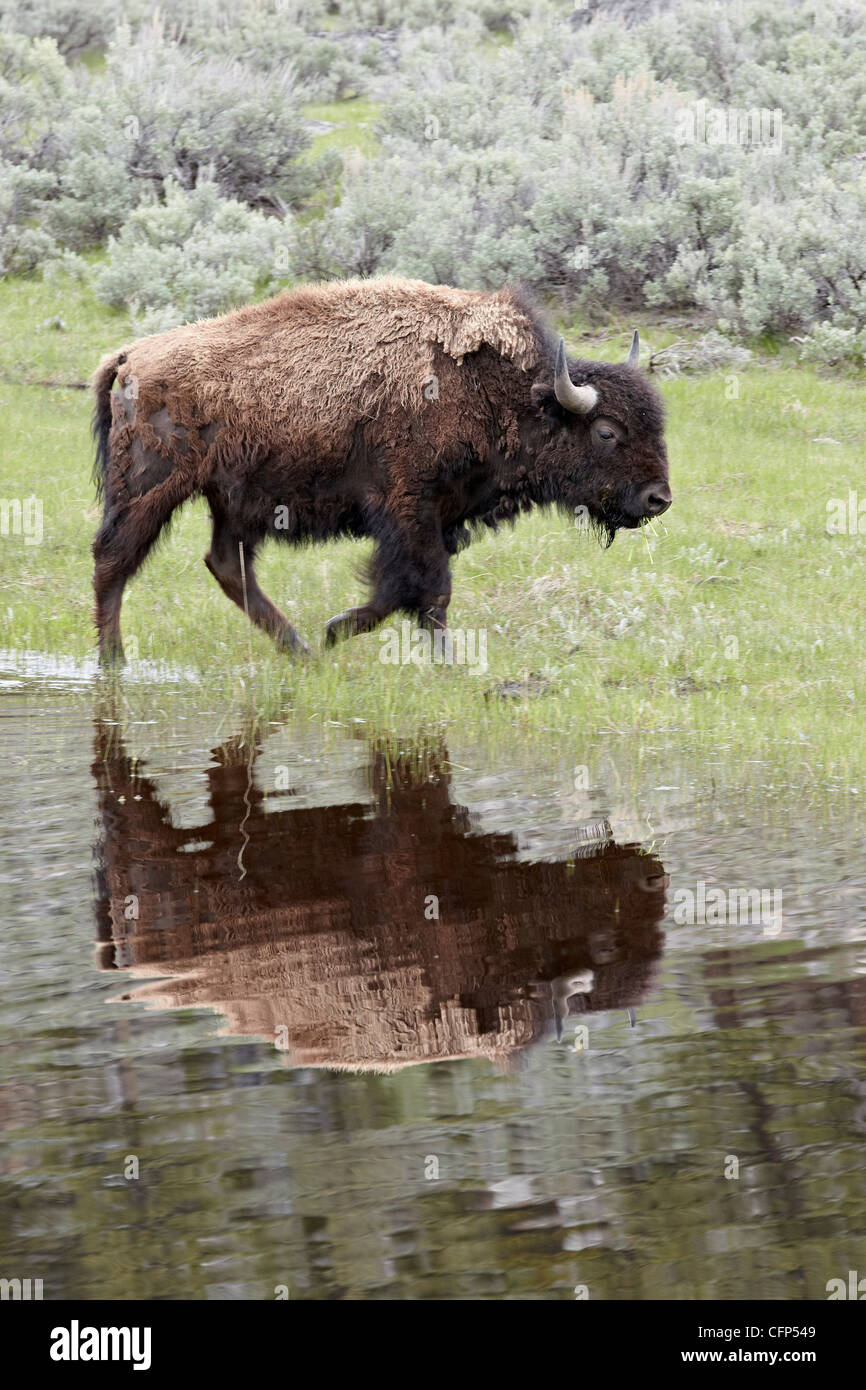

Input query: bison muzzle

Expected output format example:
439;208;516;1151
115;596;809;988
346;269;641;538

91;276;671;663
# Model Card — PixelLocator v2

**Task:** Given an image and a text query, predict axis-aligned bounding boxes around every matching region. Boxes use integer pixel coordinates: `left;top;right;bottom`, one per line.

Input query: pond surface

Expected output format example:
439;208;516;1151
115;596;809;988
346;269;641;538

1;666;865;1300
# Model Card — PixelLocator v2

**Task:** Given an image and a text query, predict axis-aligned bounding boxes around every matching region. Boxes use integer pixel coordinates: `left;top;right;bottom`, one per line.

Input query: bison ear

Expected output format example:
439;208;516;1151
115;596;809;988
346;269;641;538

530;381;569;426
530;381;555;408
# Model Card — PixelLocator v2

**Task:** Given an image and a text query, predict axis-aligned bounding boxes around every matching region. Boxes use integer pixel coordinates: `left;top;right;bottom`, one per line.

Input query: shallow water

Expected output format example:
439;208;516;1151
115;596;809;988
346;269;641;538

1;669;865;1301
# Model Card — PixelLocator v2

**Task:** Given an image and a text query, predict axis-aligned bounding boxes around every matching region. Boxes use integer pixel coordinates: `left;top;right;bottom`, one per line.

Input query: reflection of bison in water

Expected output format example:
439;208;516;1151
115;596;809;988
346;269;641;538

92;723;668;1070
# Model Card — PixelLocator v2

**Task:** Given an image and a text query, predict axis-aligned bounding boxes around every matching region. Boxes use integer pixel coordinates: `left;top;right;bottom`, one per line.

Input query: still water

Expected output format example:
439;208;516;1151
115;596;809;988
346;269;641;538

1;666;865;1300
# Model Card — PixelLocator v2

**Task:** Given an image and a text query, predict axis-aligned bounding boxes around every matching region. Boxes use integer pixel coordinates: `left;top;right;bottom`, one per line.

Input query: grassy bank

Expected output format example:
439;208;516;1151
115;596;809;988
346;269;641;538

1;269;865;791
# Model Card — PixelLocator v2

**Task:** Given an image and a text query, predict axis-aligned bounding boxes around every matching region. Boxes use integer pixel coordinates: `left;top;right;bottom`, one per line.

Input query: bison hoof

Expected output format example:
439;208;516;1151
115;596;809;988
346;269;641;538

324;615;348;646
278;632;310;658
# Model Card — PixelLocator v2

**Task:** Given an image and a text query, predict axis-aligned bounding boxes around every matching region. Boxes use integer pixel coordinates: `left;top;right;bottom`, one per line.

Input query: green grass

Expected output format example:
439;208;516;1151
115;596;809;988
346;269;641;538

303;99;381;157
2;268;865;793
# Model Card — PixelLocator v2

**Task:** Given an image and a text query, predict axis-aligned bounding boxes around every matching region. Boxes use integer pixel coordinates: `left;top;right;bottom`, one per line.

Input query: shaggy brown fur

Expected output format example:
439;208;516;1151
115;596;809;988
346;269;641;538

92;276;671;661
92;723;669;1069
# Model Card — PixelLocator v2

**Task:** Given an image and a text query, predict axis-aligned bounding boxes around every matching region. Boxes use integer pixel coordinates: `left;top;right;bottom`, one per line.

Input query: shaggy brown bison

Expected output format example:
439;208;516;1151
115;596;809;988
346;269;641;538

92;276;671;663
92;723;669;1070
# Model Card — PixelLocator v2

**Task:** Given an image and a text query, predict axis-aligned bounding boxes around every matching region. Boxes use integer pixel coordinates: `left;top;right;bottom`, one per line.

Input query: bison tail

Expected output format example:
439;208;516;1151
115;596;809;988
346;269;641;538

91;350;127;503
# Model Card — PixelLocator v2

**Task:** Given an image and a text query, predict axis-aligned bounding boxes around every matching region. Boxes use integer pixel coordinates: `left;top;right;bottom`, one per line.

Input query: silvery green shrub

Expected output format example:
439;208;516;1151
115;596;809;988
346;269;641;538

797;322;866;368
0;29;70;163
329;0;555;29
95;22;315;211
4;0;866;365
0;19;326;268
94;179;289;330
0;0;119;56
0;161;56;273
182;3;382;101
0;31;71;271
301;0;866;360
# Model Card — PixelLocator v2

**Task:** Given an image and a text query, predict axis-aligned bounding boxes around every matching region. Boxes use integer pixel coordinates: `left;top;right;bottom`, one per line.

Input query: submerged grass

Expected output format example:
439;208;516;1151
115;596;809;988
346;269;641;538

1;268;865;793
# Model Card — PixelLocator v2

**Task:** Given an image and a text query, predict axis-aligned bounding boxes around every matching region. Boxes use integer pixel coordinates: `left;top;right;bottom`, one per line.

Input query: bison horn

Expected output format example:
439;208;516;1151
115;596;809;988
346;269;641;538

626;329;640;368
554;338;598;414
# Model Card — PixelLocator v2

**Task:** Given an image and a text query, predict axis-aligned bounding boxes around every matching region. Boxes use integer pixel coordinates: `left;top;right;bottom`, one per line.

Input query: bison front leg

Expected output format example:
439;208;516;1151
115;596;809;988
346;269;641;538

325;522;452;647
205;515;309;656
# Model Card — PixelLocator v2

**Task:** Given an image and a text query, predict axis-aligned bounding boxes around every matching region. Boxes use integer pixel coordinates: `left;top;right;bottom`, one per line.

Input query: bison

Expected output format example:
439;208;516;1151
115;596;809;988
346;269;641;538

92;276;671;663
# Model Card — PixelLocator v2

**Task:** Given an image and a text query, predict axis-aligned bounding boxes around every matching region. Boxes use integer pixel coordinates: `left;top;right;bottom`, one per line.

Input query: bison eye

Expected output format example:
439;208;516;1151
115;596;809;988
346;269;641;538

591;417;624;448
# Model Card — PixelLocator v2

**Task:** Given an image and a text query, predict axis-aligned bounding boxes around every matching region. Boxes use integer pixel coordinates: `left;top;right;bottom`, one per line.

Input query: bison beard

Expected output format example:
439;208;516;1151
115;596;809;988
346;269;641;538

91;276;671;664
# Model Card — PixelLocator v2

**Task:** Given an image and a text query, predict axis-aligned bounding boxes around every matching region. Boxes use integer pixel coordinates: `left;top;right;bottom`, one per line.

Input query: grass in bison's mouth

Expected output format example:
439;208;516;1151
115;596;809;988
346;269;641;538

2;268;866;797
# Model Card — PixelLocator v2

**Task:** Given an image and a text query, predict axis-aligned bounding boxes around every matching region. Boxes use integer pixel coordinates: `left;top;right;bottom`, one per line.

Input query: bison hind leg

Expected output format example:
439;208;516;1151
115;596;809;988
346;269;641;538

204;510;309;656
93;476;190;666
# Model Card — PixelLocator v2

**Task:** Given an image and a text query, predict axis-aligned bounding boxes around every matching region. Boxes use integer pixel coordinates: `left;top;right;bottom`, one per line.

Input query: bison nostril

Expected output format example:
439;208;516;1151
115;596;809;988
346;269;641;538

643;485;672;516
